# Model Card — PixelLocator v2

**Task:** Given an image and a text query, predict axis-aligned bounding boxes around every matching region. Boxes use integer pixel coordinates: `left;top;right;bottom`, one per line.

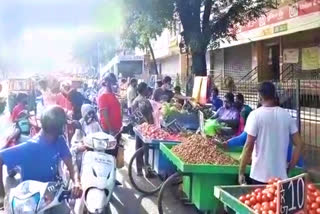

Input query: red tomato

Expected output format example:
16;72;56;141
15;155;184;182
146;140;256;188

262;202;270;211
262;195;268;202
314;191;320;197
273;198;277;204
268;211;275;214
310;210;317;214
244;200;251;207
269;201;276;211
255;188;262;193
239;195;246;202
256;194;262;203
254;203;261;210
266;192;274;201
316;197;320;204
268;187;276;195
246;194;251;200
316;208;320;214
312;202;320;210
309;184;316;192
250;197;257;205
268;178;275;184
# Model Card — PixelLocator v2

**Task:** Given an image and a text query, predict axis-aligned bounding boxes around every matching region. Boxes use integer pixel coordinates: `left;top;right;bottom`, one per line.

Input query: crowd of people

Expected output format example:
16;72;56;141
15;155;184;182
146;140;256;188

0;73;305;211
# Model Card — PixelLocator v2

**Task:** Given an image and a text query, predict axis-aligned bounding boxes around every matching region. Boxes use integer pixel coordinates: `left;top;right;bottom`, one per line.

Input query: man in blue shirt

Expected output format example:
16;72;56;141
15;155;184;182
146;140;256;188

0;106;82;210
211;87;223;111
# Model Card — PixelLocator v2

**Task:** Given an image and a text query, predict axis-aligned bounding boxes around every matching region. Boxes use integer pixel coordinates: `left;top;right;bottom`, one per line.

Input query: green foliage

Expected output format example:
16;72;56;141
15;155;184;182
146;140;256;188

123;0;274;75
121;0;174;50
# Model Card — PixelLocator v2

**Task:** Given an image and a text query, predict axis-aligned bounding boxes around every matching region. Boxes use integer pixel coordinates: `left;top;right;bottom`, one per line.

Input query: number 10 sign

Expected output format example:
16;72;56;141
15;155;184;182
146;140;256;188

276;174;307;214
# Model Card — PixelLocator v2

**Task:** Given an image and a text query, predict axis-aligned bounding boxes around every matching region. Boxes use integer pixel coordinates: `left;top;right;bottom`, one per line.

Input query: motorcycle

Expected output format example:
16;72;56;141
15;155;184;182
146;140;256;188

74;131;120;214
8;176;71;214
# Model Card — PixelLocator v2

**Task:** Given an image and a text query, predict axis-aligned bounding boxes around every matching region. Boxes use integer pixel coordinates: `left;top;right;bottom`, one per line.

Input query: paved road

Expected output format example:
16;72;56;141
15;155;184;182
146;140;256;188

108;135;200;214
0;112;200;214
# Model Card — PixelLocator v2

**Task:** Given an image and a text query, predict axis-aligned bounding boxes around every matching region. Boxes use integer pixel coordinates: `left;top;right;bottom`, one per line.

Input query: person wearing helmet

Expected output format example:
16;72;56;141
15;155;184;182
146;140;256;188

0;106;82;211
97;74;122;135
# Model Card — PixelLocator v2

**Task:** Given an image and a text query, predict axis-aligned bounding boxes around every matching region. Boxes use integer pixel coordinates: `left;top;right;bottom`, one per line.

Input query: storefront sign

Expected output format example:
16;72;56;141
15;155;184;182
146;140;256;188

302;47;320;70
274;23;288;33
283;49;299;64
276;174;307;214
239;0;320;33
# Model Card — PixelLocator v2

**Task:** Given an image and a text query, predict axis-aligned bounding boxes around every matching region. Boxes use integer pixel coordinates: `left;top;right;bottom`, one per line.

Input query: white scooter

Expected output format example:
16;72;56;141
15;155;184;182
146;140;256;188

76;132;119;214
9;176;71;214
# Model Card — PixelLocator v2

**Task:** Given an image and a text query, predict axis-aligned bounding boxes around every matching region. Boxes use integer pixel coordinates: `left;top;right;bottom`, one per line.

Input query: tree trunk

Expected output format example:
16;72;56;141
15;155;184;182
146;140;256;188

191;51;207;76
147;40;158;75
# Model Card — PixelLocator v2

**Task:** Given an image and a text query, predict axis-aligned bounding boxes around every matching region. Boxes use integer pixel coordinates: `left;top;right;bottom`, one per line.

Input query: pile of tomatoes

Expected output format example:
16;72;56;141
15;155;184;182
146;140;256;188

239;178;279;214
239;178;320;214
306;183;320;214
138;123;171;140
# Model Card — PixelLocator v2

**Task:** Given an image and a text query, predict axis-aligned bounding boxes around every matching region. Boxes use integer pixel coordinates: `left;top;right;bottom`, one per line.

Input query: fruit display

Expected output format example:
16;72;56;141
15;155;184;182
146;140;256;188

171;134;238;165
238;178;320;214
306;183;320;214
138;123;171;140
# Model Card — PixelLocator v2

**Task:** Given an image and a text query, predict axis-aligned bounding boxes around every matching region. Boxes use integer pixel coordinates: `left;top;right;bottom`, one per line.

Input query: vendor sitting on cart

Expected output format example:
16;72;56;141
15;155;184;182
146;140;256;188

239;82;304;185
211;92;239;135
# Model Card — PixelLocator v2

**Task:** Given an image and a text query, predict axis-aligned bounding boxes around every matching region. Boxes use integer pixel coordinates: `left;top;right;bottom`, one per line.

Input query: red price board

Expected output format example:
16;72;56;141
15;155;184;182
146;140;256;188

276;174;307;214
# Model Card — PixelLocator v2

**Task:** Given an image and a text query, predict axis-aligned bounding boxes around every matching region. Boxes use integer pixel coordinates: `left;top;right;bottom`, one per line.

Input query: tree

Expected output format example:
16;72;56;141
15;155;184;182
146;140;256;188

72;34;118;77
121;10;172;75
124;0;275;76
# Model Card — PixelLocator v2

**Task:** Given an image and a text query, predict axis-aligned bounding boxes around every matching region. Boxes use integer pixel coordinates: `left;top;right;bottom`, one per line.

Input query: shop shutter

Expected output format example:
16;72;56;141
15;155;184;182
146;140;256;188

224;44;252;81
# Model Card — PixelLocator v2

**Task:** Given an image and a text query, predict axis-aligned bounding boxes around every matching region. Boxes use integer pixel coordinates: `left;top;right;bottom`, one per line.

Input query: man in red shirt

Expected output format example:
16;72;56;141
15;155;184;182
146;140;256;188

98;74;122;134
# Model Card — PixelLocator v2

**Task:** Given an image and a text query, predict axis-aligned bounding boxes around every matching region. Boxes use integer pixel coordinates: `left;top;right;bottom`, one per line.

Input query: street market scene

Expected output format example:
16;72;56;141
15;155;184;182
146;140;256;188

0;0;320;213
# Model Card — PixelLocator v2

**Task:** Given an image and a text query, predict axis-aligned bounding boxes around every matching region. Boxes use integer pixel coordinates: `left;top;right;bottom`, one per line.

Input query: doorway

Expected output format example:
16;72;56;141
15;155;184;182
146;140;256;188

267;45;280;81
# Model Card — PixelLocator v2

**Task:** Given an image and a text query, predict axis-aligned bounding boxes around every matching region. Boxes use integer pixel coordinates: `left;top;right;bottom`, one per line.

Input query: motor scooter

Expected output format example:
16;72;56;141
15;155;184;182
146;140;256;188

8;175;72;214
74;131;120;214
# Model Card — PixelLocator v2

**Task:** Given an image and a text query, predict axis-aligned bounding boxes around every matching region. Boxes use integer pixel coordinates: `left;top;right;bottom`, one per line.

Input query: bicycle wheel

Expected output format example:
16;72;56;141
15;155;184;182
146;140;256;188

157;172;182;214
128;147;163;195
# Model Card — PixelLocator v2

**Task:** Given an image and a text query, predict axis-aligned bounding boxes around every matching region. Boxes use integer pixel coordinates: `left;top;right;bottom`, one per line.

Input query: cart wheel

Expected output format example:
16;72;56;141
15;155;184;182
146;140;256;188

157;172;181;214
128;147;163;195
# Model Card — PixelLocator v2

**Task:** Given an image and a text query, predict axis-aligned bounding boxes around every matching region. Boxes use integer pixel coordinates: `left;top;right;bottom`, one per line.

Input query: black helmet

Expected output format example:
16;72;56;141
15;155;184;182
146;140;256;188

41;106;67;136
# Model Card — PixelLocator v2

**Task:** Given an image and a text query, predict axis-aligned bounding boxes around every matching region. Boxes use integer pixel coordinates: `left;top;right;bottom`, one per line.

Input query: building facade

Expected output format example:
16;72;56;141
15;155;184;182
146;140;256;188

211;0;320;82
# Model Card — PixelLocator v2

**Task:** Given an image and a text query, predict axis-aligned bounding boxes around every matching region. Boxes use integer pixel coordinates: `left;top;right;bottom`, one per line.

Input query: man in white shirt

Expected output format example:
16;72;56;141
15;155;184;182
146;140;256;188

239;82;303;184
127;78;138;114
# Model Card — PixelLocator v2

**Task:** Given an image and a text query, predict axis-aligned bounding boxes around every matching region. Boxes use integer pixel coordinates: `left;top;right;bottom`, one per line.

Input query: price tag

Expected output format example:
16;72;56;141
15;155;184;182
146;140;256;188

277;174;307;214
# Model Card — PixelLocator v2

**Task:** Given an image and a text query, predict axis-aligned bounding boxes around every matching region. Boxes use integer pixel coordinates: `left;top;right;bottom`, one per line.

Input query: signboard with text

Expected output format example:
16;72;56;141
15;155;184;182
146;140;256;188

238;0;320;33
276;174;307;214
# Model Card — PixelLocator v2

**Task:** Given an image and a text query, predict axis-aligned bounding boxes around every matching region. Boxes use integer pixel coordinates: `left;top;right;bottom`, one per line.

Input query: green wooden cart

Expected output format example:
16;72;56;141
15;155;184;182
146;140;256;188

159;143;249;213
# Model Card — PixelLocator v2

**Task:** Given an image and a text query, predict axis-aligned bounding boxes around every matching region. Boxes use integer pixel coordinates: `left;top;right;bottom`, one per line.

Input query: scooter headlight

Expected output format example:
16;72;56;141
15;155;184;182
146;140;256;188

92;138;116;150
12;192;40;214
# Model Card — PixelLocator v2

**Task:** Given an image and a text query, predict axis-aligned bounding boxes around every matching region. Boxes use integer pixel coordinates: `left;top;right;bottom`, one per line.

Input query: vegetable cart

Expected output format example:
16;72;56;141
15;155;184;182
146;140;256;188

214;170;306;214
128;127;180;195
158;142;249;214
